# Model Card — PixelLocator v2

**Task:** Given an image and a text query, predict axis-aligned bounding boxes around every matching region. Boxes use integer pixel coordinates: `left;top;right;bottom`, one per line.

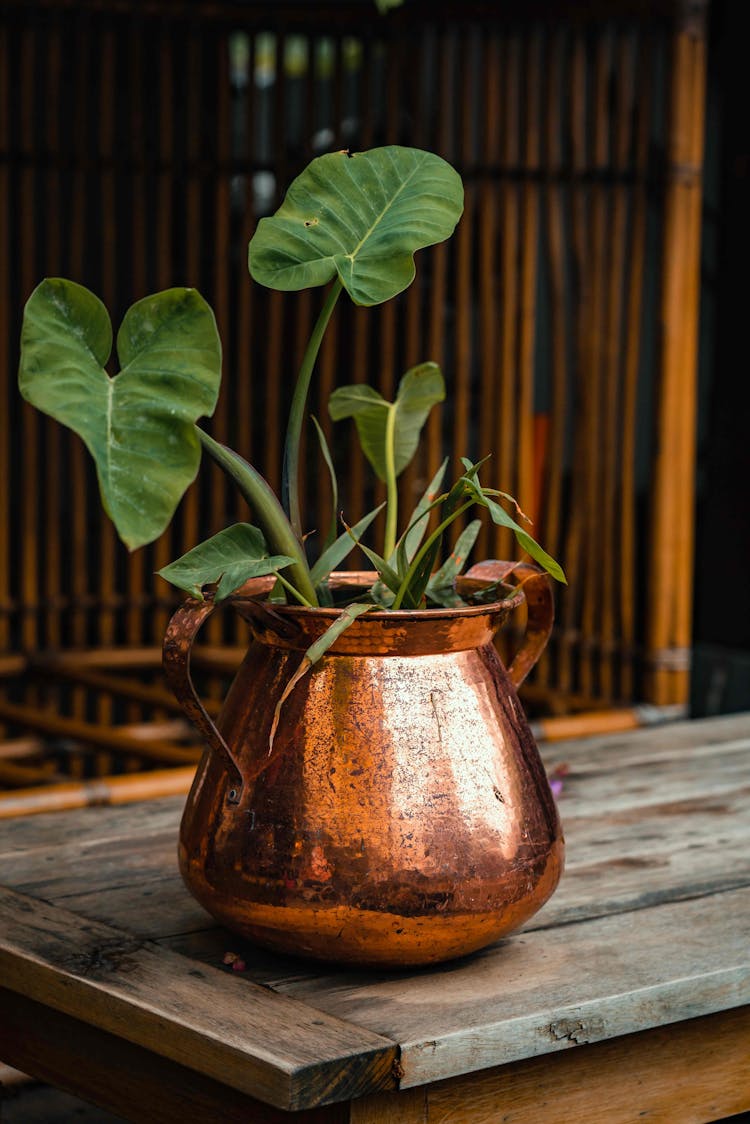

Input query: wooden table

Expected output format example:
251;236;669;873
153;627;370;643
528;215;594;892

1;713;749;1123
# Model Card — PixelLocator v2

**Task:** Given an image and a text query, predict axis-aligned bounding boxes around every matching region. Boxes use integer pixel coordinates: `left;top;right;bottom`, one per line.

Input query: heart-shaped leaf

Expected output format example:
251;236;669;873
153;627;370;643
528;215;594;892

157;523;296;600
329;362;445;481
248;146;464;306
19;279;222;550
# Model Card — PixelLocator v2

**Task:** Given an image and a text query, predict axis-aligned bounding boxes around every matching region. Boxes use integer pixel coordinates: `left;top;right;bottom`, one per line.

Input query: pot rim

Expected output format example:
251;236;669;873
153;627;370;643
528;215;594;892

229;569;525;622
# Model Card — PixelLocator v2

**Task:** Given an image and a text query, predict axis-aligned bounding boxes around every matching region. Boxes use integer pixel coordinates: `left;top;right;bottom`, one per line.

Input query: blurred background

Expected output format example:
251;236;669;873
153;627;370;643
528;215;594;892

0;0;747;806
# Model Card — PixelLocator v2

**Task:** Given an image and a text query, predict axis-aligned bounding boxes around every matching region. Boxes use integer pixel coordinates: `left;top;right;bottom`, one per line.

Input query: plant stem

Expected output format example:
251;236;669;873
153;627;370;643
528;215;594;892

383;405;399;559
197;429;319;607
392;500;474;610
273;570;315;608
283;278;344;540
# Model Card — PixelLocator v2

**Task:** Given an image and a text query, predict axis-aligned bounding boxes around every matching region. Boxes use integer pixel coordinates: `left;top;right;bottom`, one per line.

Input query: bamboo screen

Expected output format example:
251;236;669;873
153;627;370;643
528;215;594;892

1;0;706;714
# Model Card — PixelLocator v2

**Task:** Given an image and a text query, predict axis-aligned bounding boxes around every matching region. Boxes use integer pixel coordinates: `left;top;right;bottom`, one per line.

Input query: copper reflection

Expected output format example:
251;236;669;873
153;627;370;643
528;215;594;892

165;565;564;968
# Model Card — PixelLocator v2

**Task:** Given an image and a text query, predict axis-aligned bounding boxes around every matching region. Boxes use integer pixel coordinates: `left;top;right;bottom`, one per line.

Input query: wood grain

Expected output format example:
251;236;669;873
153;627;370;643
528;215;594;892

0;712;745;1120
0;888;397;1111
0;988;350;1124
422;1005;750;1124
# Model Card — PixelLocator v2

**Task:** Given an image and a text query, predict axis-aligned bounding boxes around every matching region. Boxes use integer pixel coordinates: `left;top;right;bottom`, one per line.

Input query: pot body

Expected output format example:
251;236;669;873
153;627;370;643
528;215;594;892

166;567;564;967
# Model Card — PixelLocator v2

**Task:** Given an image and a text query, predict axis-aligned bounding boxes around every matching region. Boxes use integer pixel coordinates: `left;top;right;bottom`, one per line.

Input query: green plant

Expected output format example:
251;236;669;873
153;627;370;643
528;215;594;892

18;146;564;661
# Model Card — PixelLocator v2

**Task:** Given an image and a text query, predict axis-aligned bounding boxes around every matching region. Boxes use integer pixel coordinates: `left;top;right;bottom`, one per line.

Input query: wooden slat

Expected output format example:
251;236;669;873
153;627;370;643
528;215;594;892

476;31;501;563
252;887;750;1090
42;20;63;654
0;766;196;819
153;20;177;646
0;18;9;659
646;14;707;705
0;988;350;1124
29;658;221;716
619;30;653;702
0;887;398;1112
19;21;39;658
0;759;60;788
0;793;184;858
516;28;541;526
416;1006;750;1124
0;700;201;765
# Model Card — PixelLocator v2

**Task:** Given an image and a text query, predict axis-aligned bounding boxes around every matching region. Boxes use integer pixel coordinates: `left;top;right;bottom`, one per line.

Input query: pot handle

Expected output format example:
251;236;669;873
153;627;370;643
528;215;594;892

162;594;244;803
464;560;554;688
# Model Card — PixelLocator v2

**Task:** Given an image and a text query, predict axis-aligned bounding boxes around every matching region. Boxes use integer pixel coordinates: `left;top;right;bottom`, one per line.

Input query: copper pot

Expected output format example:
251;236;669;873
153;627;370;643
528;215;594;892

163;561;564;968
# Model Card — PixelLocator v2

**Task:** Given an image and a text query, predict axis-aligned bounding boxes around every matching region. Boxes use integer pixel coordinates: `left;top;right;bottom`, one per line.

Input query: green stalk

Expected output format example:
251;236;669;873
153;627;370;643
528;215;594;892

197;429;319;607
283;279;344;539
273;570;315;608
383;405;399;559
392;500;474;610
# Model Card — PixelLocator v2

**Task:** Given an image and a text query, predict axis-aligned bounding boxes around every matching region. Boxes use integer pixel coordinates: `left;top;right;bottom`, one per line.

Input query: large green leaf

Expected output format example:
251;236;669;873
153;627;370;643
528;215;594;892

248;147;464;306
157;524;296;601
19;279;221;550
329;363;445;481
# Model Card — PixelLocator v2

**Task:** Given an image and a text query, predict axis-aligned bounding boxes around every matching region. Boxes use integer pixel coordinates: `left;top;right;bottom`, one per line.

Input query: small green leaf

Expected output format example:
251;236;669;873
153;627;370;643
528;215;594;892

342;523;403;596
310;415;339;550
329;362;445;481
400;458;449;563
19;279;221;550
463;476;567;583
425;585;466;608
309;502;386;585
248;146;464;307
157;523;295;600
428;519;482;589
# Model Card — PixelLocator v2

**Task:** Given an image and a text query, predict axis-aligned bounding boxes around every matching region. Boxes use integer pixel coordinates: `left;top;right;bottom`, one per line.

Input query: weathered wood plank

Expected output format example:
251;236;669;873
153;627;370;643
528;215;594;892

3;831;177;898
420;1005;750;1124
0;888;397;1111
237;886;750;1089
541;713;750;771
0;795;183;859
11;771;745;950
0;988;349;1124
551;749;749;818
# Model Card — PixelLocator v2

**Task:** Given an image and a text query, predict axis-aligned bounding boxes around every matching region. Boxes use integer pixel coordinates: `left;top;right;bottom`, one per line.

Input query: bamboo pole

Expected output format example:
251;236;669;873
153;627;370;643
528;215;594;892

476;30;501;564
43;22;63;654
0;766;197;819
181;21;203;586
153;21;177;645
599;32;634;703
0;701;201;766
19;22;39;660
646;11;707;705
0;760;60;789
28;661;220;717
536;28;567;695
426;33;451;492
619;31;653;703
495;34;521;565
452;29;474;497
517;28;541;528
0;19;10;662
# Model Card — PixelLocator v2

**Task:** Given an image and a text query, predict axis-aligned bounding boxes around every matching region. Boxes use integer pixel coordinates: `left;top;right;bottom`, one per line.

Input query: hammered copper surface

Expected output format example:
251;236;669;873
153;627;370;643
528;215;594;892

165;565;564;967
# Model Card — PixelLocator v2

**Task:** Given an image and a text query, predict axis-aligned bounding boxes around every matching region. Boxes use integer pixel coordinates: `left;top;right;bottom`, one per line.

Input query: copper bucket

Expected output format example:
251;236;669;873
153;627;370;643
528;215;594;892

163;561;564;967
